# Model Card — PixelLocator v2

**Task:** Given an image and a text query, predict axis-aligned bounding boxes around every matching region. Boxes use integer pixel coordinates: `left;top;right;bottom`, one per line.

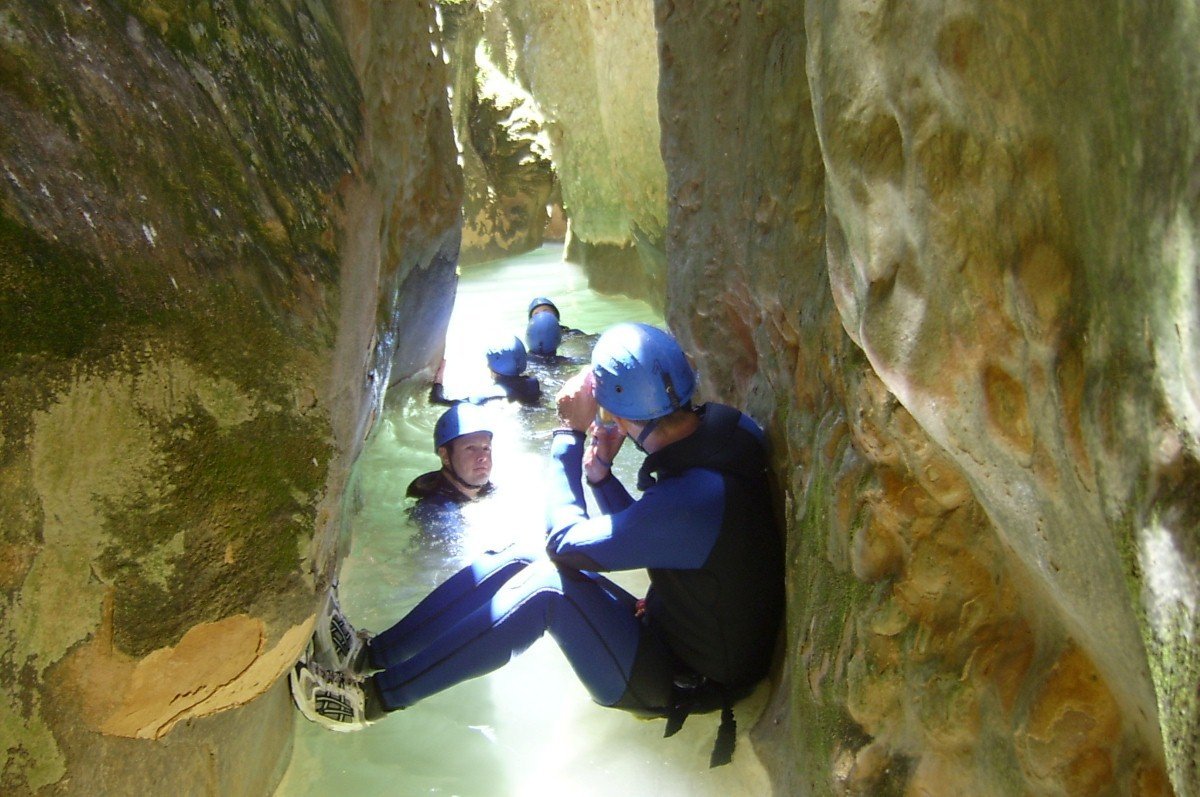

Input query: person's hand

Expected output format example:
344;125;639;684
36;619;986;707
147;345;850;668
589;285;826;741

555;368;598;432
584;421;625;483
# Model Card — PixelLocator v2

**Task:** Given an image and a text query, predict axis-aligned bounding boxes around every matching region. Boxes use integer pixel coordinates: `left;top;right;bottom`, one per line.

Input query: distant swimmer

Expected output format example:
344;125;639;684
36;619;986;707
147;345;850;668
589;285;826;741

429;334;541;407
527;296;588;338
525;309;564;361
526;296;597;368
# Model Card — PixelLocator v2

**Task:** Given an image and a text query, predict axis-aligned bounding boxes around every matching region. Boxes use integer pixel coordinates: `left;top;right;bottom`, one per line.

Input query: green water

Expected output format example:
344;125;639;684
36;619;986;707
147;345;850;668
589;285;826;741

275;245;772;797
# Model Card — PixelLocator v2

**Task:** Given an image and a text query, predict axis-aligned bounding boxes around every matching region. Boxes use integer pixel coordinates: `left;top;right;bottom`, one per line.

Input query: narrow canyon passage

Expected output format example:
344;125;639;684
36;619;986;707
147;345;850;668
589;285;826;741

276;246;772;797
3;3;1196;794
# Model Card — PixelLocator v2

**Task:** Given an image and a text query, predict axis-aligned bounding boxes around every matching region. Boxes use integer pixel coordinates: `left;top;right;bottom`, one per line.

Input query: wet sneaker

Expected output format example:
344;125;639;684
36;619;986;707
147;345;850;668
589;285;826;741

289;658;376;732
311;585;373;675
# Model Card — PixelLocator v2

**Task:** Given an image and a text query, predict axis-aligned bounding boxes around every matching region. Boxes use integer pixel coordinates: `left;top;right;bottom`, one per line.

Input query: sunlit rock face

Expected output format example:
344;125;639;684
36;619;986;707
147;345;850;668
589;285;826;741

657;1;1196;795
443;2;555;265
472;0;668;303
0;1;458;793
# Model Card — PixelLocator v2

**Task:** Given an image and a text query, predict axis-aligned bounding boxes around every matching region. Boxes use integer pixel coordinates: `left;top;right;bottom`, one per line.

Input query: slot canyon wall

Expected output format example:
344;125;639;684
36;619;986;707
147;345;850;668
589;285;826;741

654;2;1197;796
441;2;557;265
450;0;670;302
0;1;459;794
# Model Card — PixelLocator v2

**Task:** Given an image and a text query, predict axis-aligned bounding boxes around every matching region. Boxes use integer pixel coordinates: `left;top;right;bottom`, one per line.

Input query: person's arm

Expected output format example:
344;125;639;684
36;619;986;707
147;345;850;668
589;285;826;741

546;428;589;531
589;471;634;514
429;381;457;406
544;366;721;571
545;431;724;571
545;367;602;531
583;424;633;513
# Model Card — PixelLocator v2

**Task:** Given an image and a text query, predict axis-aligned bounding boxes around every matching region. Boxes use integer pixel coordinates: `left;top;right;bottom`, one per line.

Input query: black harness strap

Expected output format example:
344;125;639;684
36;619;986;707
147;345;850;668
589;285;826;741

710;695;736;768
663;673;738;767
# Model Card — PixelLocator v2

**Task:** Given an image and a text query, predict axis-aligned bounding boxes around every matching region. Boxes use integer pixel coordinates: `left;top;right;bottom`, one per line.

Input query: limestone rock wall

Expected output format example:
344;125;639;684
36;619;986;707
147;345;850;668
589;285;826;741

809;3;1200;794
0;1;459;793
485;0;668;303
443;2;556;265
657;1;1196;795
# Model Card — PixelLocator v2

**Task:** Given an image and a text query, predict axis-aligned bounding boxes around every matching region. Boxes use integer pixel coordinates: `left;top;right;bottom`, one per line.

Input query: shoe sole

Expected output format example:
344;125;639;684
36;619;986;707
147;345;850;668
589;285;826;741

289;663;368;733
311;589;364;673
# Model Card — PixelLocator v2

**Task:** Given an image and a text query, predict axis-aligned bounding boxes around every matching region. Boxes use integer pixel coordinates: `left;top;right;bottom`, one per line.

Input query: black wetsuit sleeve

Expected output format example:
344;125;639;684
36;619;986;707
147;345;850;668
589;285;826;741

429;382;458;406
518;376;541;405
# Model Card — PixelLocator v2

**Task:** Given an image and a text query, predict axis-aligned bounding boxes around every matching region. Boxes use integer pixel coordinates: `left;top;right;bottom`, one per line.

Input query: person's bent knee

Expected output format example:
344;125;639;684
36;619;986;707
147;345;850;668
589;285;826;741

495;557;571;597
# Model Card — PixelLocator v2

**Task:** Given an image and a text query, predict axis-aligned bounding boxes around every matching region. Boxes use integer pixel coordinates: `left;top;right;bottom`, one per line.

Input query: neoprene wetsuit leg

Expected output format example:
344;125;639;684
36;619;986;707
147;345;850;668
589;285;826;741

368;548;533;670
370;558;647;710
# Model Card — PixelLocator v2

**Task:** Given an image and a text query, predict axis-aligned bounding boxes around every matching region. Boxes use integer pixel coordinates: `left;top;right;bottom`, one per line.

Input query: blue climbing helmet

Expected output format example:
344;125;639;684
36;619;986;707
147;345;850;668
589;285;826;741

485;335;528;376
527;296;560;319
433;403;493;451
591;323;696;421
525;310;562;356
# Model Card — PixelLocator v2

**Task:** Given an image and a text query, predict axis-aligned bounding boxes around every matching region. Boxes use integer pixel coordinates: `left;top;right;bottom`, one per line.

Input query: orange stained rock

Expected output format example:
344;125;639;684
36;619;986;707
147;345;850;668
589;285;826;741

875;466;926;529
916;456;973;513
1013;241;1072;337
845;655;906;739
0;540;37;592
1131;760;1174;797
918;674;983;753
1016;643;1122;796
904;751;997;797
98;614;313;739
837;739;893;794
982;362;1034;458
971;618;1036;713
893;527;995;634
852;513;906;582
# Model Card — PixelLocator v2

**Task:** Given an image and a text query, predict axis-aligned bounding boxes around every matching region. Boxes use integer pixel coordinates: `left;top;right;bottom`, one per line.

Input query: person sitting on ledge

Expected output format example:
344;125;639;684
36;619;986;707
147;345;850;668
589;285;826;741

290;323;784;766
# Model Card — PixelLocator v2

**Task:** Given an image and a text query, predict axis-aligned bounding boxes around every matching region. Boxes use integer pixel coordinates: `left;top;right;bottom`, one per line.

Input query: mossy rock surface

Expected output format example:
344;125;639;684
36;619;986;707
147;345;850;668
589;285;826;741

0;0;369;793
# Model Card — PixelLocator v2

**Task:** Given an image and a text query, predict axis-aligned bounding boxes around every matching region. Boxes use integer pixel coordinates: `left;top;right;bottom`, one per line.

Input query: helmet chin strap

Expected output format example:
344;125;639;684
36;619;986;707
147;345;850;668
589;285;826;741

632;417;659;453
629;403;696;453
444;463;484;492
441;445;484;491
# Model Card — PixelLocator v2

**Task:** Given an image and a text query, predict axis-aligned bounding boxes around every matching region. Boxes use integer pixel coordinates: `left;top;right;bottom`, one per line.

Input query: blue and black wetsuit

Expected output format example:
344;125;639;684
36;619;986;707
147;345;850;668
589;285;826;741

364;403;783;719
405;470;495;539
547;402;785;701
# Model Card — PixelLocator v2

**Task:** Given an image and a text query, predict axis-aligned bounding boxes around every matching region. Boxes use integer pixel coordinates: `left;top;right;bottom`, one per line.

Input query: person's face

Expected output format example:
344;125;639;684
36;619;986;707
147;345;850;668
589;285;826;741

440;431;493;486
530;304;557;319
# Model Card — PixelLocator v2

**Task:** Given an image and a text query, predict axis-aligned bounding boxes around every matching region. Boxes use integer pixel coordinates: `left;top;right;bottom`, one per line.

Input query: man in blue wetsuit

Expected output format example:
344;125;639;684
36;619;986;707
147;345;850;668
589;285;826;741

291;323;784;763
404;403;496;536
